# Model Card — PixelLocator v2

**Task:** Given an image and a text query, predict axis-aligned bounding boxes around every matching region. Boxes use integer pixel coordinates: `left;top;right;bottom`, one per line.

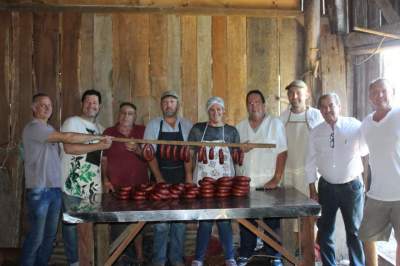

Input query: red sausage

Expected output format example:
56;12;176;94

232;149;239;164
203;177;216;183
184;146;191;162
233;176;251;182
209;147;214;160
173;145;179;161
180;145;186;161
218;148;224;164
159;144;165;160
165;145;172;160
238;149;244;166
198;146;205;162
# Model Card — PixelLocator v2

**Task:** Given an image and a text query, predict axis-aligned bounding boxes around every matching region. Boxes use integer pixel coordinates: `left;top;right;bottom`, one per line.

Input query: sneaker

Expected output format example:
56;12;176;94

191;260;203;266
236;257;249;266
225;259;237;266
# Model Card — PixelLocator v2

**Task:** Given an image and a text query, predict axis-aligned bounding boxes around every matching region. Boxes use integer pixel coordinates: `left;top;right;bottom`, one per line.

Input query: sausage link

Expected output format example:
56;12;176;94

209;147;214;160
218;148;224;165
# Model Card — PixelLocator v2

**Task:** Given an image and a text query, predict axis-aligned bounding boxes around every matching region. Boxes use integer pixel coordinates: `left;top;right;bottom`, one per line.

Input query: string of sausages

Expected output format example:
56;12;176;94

141;144;244;166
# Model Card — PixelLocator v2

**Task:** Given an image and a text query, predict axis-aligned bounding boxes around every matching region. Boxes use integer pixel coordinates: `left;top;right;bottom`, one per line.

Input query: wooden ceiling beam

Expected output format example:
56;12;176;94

0;0;300;11
346;21;400;47
373;0;400;24
0;3;302;17
0;0;301;17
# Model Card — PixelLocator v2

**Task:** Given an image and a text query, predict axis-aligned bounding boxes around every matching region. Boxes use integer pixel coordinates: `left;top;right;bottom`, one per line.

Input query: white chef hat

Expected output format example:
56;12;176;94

206;96;225;111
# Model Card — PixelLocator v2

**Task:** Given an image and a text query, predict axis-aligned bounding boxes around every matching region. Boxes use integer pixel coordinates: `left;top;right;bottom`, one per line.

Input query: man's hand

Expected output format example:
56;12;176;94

264;176;280;189
241;141;253;153
125;142;142;156
103;179;115;193
99;136;112;150
309;183;319;202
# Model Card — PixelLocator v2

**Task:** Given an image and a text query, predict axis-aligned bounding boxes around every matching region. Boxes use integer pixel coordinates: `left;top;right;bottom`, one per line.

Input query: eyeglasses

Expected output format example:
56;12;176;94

329;132;335;148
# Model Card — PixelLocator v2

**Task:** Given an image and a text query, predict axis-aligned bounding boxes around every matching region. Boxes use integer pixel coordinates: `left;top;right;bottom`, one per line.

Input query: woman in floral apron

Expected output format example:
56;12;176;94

188;97;240;266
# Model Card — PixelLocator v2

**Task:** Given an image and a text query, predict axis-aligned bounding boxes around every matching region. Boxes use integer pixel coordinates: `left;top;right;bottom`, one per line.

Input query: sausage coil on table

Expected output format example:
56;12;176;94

113;176;252;201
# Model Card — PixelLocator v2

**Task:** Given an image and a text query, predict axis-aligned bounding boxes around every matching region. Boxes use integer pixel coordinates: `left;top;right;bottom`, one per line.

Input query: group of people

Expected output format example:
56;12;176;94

20;77;399;266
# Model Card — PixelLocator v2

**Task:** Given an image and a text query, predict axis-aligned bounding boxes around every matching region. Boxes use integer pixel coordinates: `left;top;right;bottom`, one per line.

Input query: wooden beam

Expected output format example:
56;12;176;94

347;39;400;55
325;0;348;34
373;0;400;24
346;22;400;47
0;3;301;18
0;0;299;10
304;0;320;105
353;26;400;40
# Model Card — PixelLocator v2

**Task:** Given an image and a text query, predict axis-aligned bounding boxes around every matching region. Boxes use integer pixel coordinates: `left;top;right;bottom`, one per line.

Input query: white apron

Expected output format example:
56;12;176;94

193;124;235;184
283;109;310;194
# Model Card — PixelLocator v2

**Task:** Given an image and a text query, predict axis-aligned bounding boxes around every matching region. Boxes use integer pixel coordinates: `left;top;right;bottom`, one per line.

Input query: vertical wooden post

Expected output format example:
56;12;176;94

78;223;94;265
304;0;320;105
300;217;316;265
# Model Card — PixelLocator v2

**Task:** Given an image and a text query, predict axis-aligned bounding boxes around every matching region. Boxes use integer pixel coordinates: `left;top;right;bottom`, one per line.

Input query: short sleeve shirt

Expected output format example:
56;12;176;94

144;116;193;149
22;119;61;188
103;125;149;187
236;116;287;188
60;116;104;199
361;108;400;201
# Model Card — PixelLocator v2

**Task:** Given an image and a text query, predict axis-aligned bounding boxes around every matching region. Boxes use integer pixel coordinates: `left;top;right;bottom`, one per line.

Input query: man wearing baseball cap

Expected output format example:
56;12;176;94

144;90;193;266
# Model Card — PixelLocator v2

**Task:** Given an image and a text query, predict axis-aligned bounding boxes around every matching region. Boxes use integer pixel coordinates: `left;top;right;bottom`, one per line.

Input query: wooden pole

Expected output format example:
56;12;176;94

304;0;320;106
110;137;276;149
353;26;400;40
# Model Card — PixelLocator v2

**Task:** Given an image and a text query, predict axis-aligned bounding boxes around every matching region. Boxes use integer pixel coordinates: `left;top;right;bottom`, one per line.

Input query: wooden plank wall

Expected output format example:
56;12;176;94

0;11;304;247
348;0;382;119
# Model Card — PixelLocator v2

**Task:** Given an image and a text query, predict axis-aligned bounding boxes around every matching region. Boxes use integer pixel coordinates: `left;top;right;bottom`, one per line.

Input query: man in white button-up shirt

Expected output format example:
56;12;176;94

305;93;368;266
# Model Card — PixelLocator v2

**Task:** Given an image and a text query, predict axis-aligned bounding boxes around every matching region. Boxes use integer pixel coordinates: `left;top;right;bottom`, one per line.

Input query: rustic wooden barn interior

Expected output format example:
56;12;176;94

0;0;399;265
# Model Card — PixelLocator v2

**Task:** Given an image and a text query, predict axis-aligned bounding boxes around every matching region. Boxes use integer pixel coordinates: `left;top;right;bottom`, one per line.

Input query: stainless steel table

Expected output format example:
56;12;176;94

63;188;320;265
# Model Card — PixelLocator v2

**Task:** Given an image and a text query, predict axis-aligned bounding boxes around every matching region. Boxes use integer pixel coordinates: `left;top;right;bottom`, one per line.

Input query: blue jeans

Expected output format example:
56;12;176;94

152;222;186;265
317;177;365;266
194;220;234;261
61;193;81;265
238;218;281;258
21;188;62;266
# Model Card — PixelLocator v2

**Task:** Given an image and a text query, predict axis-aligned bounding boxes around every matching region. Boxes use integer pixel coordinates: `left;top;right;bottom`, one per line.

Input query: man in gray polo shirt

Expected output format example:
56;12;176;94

21;93;109;266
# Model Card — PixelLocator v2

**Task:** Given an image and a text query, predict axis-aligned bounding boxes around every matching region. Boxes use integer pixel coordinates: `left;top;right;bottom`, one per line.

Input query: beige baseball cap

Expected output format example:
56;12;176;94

160;90;179;101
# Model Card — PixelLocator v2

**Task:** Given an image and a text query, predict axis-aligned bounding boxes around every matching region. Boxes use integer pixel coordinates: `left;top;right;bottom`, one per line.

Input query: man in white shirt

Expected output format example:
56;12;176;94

359;78;400;266
306;93;368;266
280;80;323;195
60;89;112;266
279;80;323;258
236;90;287;266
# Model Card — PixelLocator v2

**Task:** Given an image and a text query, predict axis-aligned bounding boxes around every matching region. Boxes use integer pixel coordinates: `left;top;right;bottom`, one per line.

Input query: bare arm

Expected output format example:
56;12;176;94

63;137;112;155
147;158;165;183
264;150;287;189
309;182;318;201
184;151;194;183
47;131;104;144
362;155;369;191
101;156;114;193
